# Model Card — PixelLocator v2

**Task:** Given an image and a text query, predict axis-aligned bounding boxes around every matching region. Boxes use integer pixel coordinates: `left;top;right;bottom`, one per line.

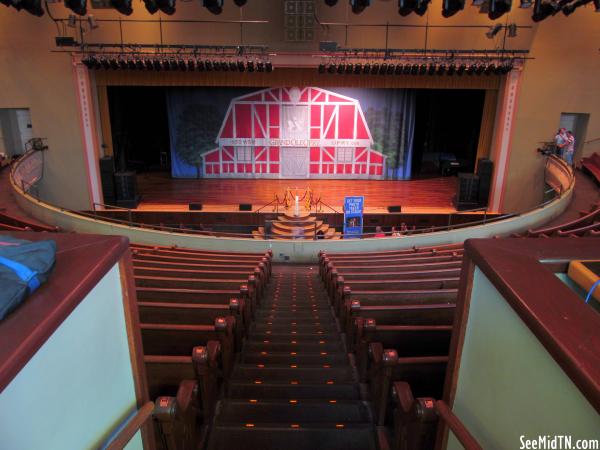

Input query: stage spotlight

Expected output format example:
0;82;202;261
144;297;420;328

196;60;205;71
501;64;513;73
395;64;403;75
266;62;273;72
234;0;246;5
100;58;110;70
178;59;187;71
328;64;336;74
187;60;196;71
436;64;446;75
457;64;466;75
442;0;464;16
108;58;118;70
486;23;503;38
82;56;95;69
475;64;485;74
519;0;532;5
145;59;154;70
346;63;354;74
119;59;128;70
256;61;264;72
205;60;213;71
325;0;338;5
236;60;245;72
228;61;237;71
354;63;362;74
507;23;517;37
387;64;395;74
363;63;371;74
203;0;223;14
213;61;222;71
379;63;387;75
247;61;255;72
318;63;326;73
403;64;411;74
153;59;162;71
65;0;86;16
489;0;512;18
111;0;133;15
410;64;418;75
532;0;559;21
447;64;456;75
337;63;345;74
125;59;134;70
493;64;505;74
143;0;158;12
168;59;177;70
425;64;434;75
371;63;380;74
398;0;430;15
16;0;45;16
350;0;370;14
419;64;427;75
466;64;476;75
484;63;496;74
562;0;592;15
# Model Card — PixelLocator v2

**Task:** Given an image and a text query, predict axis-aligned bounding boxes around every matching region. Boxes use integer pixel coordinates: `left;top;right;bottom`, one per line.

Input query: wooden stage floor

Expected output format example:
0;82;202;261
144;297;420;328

135;173;458;213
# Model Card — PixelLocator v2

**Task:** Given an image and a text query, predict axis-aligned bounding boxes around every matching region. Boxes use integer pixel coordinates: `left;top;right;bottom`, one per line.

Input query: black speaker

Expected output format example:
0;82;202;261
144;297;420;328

455;173;480;210
476;159;493;205
99;156;115;204
189;203;203;211
239;204;252;211
114;171;139;208
387;205;402;213
476;158;494;176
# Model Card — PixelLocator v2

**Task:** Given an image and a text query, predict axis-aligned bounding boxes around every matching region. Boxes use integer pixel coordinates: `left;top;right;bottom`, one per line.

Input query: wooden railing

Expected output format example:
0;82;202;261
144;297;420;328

435;401;483;450
104;402;154;450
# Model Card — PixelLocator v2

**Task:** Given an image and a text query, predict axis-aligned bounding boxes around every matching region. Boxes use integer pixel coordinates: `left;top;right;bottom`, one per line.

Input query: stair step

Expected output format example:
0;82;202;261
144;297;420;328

228;382;361;400
244;340;344;353
256;311;334;320
232;365;355;383
208;423;377;450
216;399;371;423
253;323;338;332
242;352;348;365
248;332;339;343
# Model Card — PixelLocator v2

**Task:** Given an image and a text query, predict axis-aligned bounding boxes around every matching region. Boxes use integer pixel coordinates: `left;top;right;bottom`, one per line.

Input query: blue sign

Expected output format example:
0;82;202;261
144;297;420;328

343;196;364;239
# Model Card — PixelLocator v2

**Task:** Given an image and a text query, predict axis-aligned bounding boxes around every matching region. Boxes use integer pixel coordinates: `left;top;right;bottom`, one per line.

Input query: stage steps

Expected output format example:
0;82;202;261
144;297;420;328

253;212;341;240
206;265;377;450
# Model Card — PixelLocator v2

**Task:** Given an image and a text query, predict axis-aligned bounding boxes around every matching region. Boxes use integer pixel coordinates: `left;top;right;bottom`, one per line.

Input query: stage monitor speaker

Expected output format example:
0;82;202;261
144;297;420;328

239;203;252;211
99;156;115;204
476;159;494;206
114;171;140;208
189;203;203;211
455;173;480;210
476;158;494;176
387;205;402;213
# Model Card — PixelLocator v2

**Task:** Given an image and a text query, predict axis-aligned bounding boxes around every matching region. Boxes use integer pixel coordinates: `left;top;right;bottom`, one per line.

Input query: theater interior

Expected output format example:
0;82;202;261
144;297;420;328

0;0;599;449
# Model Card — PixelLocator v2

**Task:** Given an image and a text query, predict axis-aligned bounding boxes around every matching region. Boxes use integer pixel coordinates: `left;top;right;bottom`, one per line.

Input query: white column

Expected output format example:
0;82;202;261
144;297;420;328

72;56;103;208
488;67;523;213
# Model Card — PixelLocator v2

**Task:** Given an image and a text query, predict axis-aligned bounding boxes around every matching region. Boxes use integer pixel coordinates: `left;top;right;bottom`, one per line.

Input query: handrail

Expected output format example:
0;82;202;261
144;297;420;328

103;401;154;450
317;198;341;214
585;137;600;144
254;195;279;214
93;202;132;211
435;400;483;450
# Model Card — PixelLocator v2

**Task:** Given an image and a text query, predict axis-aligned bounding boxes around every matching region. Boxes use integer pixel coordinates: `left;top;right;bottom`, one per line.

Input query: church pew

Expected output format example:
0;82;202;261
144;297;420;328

527;206;600;237
134;275;259;308
337;288;458;322
138;299;246;350
132;243;272;261
145;343;222;425
367;344;448;426
0;210;60;232
343;301;455;347
325;267;462;300
318;243;463;260
332;277;460;310
141;316;235;377
556;221;600;237
353;318;452;381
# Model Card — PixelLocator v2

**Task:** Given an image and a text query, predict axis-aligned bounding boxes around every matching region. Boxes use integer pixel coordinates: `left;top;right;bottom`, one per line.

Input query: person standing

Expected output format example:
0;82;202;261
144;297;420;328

554;128;568;157
564;130;575;166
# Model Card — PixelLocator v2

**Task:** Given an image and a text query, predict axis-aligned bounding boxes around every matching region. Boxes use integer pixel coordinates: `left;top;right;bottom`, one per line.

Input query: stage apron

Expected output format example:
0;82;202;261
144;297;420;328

281;104;309;179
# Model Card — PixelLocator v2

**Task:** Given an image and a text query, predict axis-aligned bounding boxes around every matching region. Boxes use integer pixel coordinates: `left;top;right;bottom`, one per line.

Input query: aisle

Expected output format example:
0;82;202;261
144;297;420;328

207;264;377;450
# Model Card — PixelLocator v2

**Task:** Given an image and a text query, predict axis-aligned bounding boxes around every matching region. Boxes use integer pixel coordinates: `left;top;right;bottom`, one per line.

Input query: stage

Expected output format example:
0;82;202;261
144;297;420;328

134;173;459;214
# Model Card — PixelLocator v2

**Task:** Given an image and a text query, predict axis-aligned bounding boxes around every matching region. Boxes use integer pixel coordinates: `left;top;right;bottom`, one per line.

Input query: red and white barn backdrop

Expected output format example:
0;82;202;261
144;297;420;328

202;87;386;179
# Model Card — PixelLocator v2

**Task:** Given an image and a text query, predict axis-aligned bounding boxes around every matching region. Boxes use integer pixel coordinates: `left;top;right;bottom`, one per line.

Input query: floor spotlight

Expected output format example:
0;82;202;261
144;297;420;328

111;0;133;15
65;0;86;16
350;0;370;14
486;23;503;38
203;0;223;14
442;0;465;16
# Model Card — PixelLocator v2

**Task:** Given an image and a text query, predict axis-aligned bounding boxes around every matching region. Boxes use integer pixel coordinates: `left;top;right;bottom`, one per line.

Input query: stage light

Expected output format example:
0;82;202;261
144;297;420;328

457;64;466;75
427;64;436;75
203;0;223;14
247;61;255;72
236;60;244;72
101;58;110;70
197;60;206;71
178;60;187;70
354;63;362;74
486;23;503;38
118;59;127;70
532;0;559;21
143;0;158;12
325;0;338;5
234;0;247;5
562;0;592;15
256;61;264;72
153;59;162;71
395;64;403;75
125;59;134;70
213;60;222;71
379;63;387;75
410;64;418;75
111;0;133;15
205;60;213;71
398;0;430;15
403;64;411;74
493;64;504;74
519;0;532;6
16;0;44;15
145;59;154;70
419;64;427;75
337;63;345;74
371;63;379;74
266;62;273;72
108;58;118;70
387;64;395;74
346;63;354;74
500;63;513;73
82;56;94;69
169;59;178;70
318;64;326;73
65;0;86;16
229;61;237;71
466;64;475;74
484;63;496;74
134;59;143;70
447;64;456;75
328;64;336;74
489;0;512;18
437;64;447;75
350;0;370;14
362;63;371;74
507;23;517;37
442;0;464;16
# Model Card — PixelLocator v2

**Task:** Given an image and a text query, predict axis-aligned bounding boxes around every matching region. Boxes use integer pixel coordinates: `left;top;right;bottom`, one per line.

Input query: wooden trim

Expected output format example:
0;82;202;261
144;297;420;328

118;252;156;450
436;255;475;450
106;401;154;450
94;67;501;90
435;401;483;450
97;84;113;157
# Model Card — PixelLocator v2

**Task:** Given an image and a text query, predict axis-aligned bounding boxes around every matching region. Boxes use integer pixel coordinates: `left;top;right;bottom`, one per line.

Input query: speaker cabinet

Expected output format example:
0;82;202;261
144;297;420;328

189;203;203;211
114;171;140;208
455;173;480;210
99;156;115;204
387;205;402;213
239;204;252;211
476;158;494;206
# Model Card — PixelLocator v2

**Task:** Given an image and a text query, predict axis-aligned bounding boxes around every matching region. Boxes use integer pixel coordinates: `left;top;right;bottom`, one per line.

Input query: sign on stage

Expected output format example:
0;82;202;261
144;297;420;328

343;196;364;239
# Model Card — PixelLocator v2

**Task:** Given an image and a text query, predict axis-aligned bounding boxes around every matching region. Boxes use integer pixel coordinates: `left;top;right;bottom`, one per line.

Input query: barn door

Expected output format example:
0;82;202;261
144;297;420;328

280;105;309;178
